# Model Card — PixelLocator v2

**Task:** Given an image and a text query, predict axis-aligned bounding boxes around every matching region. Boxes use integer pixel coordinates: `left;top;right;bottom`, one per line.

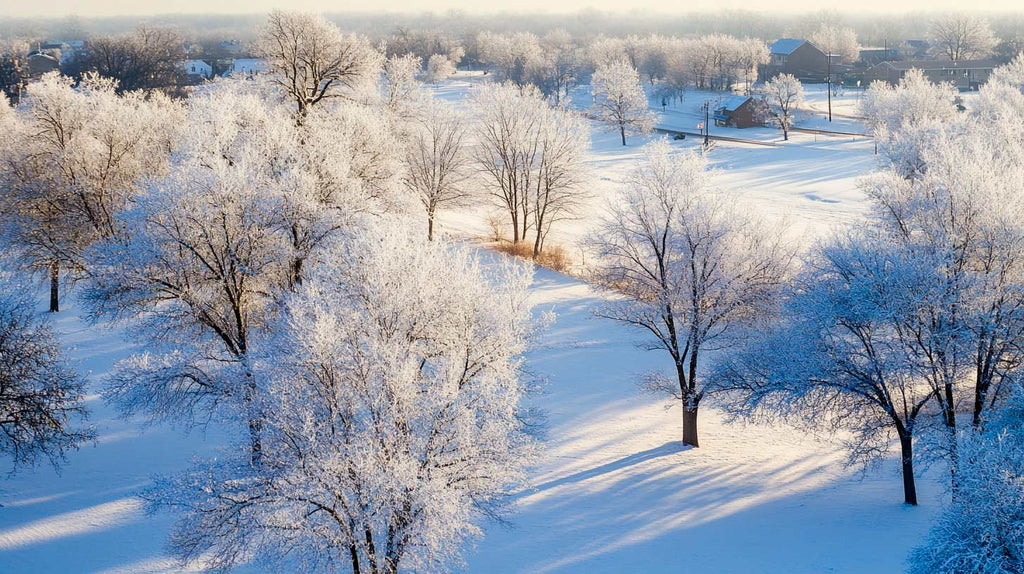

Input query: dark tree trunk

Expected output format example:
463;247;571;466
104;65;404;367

682;406;699;448
49;261;59;313
899;432;918;506
620;126;627;146
350;542;362;574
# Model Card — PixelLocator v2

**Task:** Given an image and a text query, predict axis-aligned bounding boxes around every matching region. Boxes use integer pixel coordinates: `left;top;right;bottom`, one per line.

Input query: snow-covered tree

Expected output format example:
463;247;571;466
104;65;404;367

590;60;654;146
402;97;471;240
587;35;627;70
910;386;1024;572
0;72;179;312
257;11;381;117
860;69;960;177
150;226;538;574
475;31;543;86
85;152;290;460
381;53;423;115
0;275;92;470
536;29;581;104
423;53;456;84
588;140;791;447
530;102;590;258
761;73;803;141
931;13;997;62
84;79;407;458
717;232;937;505
470;82;589;254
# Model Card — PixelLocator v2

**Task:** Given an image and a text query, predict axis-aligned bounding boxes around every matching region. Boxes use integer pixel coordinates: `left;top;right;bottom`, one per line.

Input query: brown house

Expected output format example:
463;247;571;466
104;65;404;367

713;95;769;128
864;59;997;90
762;39;829;82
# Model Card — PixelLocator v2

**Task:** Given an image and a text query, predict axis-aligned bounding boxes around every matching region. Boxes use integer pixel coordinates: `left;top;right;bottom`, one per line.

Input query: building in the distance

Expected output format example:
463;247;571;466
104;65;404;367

864;59;997;90
24;52;60;78
182;59;213;79
226;58;267;78
762;38;829;82
713;95;769;129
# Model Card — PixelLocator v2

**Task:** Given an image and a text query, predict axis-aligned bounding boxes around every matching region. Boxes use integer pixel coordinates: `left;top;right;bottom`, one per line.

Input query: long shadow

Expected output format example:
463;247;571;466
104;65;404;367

527;442;688;495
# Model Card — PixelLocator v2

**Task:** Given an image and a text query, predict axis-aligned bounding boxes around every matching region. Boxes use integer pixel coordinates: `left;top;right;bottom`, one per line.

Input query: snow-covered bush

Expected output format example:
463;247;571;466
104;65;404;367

910;388;1024;573
423;53;456;84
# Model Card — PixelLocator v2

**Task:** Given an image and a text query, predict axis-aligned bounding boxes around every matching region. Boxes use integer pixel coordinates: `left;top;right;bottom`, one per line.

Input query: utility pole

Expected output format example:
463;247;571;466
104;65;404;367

702;100;710;148
826;50;833;122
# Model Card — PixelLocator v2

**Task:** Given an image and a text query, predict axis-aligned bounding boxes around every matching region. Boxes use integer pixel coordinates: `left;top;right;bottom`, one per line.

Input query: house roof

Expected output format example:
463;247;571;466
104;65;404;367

770;39;806;55
26;52;59;63
716;94;751;112
878;59;997;71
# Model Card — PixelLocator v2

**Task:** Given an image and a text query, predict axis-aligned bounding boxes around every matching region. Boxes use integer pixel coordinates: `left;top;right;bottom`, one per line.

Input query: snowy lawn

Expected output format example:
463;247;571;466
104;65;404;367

0;264;944;573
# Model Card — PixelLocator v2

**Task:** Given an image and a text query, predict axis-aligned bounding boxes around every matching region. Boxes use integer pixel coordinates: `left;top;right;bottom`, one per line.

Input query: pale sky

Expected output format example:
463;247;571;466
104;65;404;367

2;0;1024;18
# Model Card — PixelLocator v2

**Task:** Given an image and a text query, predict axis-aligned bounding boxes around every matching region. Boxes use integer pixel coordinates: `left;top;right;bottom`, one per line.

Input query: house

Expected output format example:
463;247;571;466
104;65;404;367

858;47;901;66
864;59;997;90
24;52;60;78
762;38;829;82
713;95;769;129
226;58;267;78
182;59;213;79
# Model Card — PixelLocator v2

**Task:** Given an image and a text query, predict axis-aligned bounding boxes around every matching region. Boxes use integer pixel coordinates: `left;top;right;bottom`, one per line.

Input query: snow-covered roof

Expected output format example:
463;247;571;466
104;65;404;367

227;58;267;76
717;94;751;112
770;39;806;55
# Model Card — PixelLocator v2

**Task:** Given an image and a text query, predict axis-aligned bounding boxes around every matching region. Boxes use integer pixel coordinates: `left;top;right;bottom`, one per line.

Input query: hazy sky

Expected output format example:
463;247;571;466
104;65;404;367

2;0;1024;18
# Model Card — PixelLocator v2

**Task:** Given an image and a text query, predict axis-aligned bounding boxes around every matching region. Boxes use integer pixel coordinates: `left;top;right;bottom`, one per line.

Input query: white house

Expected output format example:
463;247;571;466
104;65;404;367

227;58;267;78
182;59;213;79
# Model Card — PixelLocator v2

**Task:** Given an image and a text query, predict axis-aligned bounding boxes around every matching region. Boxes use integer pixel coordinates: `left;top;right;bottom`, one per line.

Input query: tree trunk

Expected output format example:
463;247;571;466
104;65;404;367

349;543;362;574
49;261;59;313
427;210;435;241
899;432;918;506
682;405;699;448
620;125;627;146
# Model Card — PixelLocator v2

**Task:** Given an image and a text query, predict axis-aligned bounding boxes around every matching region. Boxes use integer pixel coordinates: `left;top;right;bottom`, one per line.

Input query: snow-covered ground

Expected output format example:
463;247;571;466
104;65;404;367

0;74;944;573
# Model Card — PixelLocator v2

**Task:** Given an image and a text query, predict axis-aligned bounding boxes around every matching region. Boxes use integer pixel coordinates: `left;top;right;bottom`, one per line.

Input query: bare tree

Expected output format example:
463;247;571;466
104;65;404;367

931;13;997;62
588;140;791;447
74;25;186;95
257;11;380;118
470;82;542;245
530;104;589;257
402;97;471;240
